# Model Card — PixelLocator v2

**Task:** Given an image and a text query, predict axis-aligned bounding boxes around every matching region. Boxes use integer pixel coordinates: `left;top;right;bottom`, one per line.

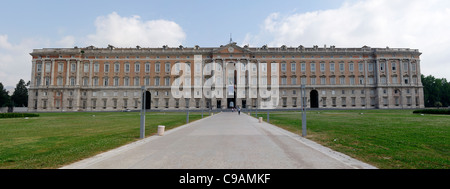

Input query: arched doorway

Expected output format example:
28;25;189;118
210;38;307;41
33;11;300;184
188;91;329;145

145;91;151;109
310;90;319;108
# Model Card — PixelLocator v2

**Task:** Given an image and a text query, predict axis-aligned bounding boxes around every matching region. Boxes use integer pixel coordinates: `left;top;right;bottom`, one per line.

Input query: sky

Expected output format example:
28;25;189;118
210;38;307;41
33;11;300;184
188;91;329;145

1;0;449;89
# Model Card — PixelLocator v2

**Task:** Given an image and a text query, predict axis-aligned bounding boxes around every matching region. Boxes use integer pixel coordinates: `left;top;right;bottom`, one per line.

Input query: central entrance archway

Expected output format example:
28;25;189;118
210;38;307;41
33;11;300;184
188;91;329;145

310;90;319;108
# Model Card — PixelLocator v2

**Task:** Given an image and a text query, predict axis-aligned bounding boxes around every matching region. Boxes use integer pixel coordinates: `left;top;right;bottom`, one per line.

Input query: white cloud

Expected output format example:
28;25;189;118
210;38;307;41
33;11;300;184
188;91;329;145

0;12;187;87
243;0;450;80
86;12;186;47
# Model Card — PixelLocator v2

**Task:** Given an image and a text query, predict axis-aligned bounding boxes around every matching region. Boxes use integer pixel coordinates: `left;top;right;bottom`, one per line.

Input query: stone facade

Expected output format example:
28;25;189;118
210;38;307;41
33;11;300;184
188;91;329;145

28;43;424;112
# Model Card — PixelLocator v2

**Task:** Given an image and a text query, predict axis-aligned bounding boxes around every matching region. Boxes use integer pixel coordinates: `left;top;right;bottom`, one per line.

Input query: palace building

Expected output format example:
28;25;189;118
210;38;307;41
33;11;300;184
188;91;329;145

28;42;424;112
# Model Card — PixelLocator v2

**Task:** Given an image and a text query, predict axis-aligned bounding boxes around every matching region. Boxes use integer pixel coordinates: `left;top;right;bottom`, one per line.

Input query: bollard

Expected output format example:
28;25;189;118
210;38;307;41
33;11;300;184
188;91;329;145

259;117;263;123
158;125;165;136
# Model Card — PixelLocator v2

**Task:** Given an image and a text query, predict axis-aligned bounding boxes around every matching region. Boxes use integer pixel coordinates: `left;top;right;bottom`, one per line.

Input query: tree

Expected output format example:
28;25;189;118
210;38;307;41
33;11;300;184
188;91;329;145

0;82;10;107
11;79;29;107
421;74;450;107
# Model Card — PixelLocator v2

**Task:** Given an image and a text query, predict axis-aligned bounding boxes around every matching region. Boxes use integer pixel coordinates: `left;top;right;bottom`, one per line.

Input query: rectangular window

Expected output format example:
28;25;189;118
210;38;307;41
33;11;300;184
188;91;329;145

114;64;120;72
104;64;109;72
358;63;363;72
349;63;354;72
125;64;130;72
291;63;296;71
301;63;306;72
46;63;51;73
310;63;316;72
37;63;42;72
330;63;335;72
134;63;141;72
135;77;140;86
339;63;345;72
165;63;170;72
320;63;325;72
281;63;286;72
155;63;160;72
145;63;150;72
94;63;99;72
84;63;89;72
58;63;64;72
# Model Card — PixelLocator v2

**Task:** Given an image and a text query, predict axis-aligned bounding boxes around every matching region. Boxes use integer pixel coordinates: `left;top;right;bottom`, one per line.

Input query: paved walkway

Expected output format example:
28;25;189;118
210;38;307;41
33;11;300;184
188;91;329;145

61;112;376;169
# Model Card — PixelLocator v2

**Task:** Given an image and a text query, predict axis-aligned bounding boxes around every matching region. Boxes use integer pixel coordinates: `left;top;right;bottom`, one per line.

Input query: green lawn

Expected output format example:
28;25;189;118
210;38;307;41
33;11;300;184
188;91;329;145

0;111;206;169
252;109;450;169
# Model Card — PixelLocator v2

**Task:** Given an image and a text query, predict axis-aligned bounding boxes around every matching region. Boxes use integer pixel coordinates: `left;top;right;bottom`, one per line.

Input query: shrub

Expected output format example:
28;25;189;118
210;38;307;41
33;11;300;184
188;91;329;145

0;113;40;119
413;109;450;115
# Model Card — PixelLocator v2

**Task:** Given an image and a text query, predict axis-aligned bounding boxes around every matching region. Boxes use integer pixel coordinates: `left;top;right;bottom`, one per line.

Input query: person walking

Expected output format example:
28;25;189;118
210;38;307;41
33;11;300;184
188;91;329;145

238;107;241;115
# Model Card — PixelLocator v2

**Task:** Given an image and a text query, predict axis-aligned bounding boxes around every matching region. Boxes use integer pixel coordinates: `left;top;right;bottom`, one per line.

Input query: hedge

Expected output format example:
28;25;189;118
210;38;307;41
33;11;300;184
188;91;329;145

413;109;450;115
0;113;40;119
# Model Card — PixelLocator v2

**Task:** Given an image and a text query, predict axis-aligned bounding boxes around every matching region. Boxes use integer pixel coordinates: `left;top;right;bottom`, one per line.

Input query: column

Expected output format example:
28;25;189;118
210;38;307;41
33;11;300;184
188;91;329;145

76;60;81;86
66;59;70;86
51;59;55;86
30;60;36;87
40;59;45;86
89;60;93;86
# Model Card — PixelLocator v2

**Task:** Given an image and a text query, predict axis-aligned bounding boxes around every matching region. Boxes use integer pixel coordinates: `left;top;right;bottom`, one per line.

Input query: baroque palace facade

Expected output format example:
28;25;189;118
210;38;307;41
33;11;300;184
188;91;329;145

28;43;424;112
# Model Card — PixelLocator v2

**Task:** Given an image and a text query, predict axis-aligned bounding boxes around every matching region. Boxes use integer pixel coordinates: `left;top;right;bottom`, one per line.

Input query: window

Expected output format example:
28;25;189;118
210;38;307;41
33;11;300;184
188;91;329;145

83;77;89;86
340;77;345;85
37;63;42;72
94;63;99;72
114;63;120;72
291;63;296;71
392;63;396;71
310;63;316;72
134;77;140;86
311;77;316;85
155;77;160;86
350;77;355;85
165;77;170;86
93;77;99;86
349;63;354;72
145;63;150;72
330;63;335;72
125;63;130;72
320;63;325;72
114;77;119;86
281;63;286;72
291;77;297;85
124;77;129;86
281;77;287;85
84;63;89;72
368;63;373;72
301;63;306;72
392;76;398;84
358;63;363;72
70;77;75;86
70;63;77;72
165;63;171;72
380;63;385;71
155;63;160;72
320;77;326;85
46;63;51;73
57;77;63;86
301;77;307;85
330;77;336;85
58;63;64;72
339;63;345;72
103;77;109;86
104;64;110;72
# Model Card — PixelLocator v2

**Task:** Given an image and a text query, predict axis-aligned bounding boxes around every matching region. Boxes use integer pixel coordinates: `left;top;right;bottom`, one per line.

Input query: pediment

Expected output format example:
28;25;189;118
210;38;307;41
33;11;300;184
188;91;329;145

213;43;251;54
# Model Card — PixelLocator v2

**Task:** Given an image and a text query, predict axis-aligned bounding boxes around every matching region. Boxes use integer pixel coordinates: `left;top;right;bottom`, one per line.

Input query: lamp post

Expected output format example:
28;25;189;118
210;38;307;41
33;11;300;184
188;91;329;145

140;86;146;139
300;84;307;137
